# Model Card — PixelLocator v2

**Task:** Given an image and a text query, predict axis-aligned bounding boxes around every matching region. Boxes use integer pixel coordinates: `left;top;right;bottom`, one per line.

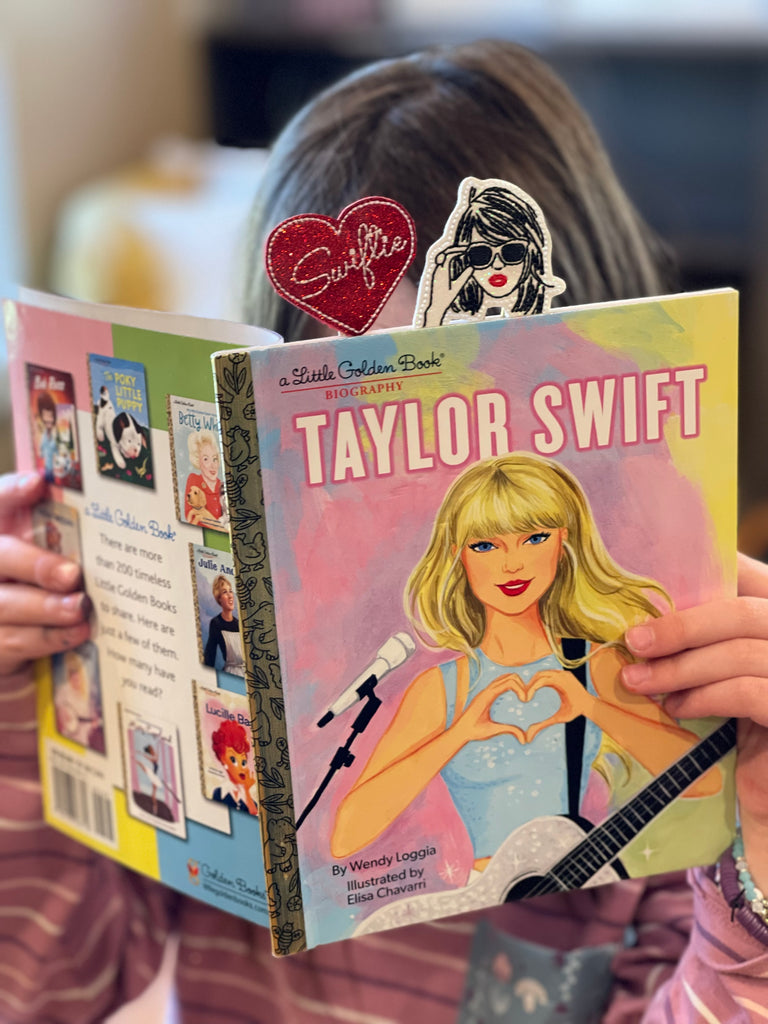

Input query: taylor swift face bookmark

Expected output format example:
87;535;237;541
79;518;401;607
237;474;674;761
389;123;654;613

414;177;566;329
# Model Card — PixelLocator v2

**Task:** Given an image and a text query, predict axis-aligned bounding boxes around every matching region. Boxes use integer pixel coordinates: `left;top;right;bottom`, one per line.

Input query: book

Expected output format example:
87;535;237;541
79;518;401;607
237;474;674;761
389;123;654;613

4;287;739;958
5;290;278;926
25;362;83;489
212;288;738;955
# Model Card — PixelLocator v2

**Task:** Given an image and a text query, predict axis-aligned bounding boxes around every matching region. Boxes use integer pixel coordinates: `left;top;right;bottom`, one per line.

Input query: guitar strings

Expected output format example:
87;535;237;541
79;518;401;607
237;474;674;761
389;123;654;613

515;719;737;900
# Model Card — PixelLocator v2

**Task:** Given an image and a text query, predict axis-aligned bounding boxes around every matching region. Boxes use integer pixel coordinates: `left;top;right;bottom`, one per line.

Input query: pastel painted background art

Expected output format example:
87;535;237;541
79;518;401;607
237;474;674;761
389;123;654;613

246;291;738;947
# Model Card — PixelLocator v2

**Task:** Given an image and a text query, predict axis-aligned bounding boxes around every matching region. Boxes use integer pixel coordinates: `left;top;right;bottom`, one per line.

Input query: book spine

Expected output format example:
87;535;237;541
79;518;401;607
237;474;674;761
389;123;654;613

214;350;306;956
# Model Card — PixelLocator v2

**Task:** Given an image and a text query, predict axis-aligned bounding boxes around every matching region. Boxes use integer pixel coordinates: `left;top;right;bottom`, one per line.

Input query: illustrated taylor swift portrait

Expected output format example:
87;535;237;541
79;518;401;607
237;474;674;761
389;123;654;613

414;177;567;327
332;453;721;872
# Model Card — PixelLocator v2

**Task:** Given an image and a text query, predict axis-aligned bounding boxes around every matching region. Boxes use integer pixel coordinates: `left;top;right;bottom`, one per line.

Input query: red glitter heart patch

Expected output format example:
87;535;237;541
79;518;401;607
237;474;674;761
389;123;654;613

265;197;417;336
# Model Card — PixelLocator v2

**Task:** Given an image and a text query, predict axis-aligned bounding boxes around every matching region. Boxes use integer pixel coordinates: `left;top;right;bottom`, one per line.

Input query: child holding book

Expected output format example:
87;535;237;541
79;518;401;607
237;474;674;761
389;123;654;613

1;37;767;1024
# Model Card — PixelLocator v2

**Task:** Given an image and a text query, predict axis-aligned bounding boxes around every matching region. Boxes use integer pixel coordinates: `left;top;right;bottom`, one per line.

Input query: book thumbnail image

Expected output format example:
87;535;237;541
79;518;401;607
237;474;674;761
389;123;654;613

52;641;105;754
32;500;82;563
168;396;229;533
25;363;82;490
194;683;258;817
190;544;245;679
88;353;154;488
121;708;186;839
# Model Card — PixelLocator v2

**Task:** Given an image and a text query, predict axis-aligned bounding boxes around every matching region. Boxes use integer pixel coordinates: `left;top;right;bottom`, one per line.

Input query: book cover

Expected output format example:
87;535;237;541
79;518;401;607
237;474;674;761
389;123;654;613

32;499;82;561
26;363;83;489
168;396;229;533
189;543;246;680
215;289;739;955
52;640;105;754
88;353;154;488
120;705;186;837
4;293;278;926
193;682;258;817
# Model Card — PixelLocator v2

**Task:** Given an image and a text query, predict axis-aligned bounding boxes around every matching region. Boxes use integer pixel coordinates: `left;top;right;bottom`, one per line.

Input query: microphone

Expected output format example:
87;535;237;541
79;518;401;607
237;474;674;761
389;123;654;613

317;632;416;727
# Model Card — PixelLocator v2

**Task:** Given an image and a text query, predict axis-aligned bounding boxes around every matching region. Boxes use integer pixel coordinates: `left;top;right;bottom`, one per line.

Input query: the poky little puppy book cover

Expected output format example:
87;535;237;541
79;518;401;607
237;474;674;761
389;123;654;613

217;289;737;953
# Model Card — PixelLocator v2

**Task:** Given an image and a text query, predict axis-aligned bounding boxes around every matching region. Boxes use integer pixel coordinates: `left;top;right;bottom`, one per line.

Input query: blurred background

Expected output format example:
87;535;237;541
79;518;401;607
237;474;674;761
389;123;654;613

1;4;767;1020
2;0;768;535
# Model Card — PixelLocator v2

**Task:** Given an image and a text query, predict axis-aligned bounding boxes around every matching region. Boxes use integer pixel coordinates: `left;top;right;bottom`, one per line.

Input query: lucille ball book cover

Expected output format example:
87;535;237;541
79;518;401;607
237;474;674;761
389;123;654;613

214;288;739;955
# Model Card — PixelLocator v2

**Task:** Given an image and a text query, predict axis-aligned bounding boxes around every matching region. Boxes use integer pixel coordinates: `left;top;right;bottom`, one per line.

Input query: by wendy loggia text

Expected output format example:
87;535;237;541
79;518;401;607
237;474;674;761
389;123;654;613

332;845;437;904
293;365;706;487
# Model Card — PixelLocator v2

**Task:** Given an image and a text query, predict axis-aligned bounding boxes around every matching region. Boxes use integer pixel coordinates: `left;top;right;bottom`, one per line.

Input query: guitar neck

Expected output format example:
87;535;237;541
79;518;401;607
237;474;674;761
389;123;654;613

548;717;737;892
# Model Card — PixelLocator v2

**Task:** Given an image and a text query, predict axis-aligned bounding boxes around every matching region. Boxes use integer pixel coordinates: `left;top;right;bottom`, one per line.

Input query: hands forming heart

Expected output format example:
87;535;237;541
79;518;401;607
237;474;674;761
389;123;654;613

460;669;591;745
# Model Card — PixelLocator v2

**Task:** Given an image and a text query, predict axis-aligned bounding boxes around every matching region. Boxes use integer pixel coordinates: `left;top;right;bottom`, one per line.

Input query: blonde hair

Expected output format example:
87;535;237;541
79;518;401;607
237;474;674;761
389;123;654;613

64;649;86;681
187;430;218;471
405;453;670;664
212;574;233;605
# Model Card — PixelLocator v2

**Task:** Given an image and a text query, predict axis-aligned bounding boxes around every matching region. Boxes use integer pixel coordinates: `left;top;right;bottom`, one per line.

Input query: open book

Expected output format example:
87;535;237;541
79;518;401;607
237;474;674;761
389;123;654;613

5;287;738;955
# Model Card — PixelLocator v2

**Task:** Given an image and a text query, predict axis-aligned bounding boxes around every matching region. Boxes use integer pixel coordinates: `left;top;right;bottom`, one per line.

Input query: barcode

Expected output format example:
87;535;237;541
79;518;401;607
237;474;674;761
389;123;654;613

51;765;116;845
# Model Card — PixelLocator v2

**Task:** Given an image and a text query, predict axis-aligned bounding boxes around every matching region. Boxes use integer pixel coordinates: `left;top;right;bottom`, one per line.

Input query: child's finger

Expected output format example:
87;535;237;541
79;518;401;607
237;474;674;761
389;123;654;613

0;472;46;531
622;637;768;694
0;621;92;675
625;599;768;660
0;536;83;591
663;677;768;728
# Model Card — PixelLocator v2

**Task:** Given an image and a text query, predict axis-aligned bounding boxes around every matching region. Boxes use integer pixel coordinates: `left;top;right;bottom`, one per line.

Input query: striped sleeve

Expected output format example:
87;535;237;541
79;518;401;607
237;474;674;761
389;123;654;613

176;869;768;1024
174;876;650;1023
176;899;479;1024
7;657;765;1023
643;866;768;1022
0;668;175;1024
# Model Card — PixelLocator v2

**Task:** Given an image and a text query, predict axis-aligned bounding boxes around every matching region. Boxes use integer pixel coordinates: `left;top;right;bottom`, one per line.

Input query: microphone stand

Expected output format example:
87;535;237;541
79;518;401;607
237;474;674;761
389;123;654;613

296;675;381;830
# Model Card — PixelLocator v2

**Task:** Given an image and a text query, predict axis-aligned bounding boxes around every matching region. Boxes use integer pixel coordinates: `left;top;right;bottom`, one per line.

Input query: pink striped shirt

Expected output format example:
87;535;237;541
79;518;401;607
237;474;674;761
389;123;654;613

1;668;766;1023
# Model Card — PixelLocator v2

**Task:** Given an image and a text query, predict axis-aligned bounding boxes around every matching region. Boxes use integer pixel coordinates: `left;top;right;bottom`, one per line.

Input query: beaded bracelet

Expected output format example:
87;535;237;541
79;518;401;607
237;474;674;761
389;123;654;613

718;830;768;946
733;830;768;921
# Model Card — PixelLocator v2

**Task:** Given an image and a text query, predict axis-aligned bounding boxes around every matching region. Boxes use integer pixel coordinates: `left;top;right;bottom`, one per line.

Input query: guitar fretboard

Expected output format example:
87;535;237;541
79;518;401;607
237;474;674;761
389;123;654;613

532;717;737;896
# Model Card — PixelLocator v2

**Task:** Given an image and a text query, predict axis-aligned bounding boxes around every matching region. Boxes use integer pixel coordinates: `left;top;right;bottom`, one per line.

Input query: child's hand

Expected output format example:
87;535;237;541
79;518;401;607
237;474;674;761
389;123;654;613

620;556;768;729
418;247;474;327
620;553;768;887
0;472;91;675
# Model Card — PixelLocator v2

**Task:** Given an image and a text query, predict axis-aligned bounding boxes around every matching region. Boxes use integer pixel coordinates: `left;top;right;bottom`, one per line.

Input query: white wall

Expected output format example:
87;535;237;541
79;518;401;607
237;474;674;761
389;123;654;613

1;0;205;289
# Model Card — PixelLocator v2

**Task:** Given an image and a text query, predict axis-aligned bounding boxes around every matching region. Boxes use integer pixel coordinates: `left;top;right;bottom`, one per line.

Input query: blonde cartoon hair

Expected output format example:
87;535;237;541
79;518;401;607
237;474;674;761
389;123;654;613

211;574;233;605
187;430;219;470
405;452;671;664
63;649;87;690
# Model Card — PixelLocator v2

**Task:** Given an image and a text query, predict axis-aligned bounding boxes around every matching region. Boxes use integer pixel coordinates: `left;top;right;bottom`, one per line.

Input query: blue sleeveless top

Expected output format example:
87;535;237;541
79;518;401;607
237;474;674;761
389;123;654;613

439;648;601;859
